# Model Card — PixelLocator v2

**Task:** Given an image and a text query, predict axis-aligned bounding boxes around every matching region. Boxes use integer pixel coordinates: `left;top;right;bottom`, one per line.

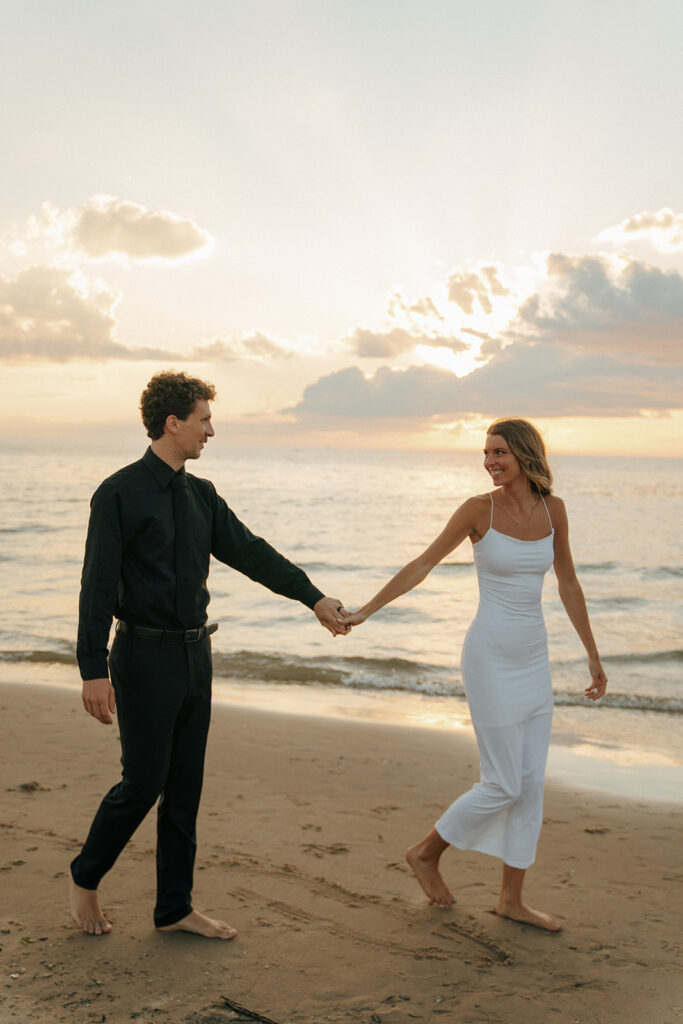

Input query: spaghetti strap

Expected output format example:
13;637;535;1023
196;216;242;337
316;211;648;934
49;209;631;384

489;493;494;529
540;494;552;529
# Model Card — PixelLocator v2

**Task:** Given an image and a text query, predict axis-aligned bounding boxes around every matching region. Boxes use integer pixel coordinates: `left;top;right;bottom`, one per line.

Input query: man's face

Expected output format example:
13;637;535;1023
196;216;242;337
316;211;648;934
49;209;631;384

174;400;214;460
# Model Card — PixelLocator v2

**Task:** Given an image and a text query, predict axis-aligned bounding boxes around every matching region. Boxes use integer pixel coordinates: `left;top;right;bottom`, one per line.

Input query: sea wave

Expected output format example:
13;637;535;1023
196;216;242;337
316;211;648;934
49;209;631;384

0;524;55;534
586;596;647;609
2;646;681;714
574;561;683;579
600;649;683;665
552;691;683;714
643;565;683;579
0;648;76;665
210;651;683;713
299;560;475;576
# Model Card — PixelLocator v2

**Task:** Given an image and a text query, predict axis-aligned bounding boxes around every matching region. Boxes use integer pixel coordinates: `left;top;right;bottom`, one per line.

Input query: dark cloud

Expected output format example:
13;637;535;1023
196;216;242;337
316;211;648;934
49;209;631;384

288;342;682;422
516;254;683;362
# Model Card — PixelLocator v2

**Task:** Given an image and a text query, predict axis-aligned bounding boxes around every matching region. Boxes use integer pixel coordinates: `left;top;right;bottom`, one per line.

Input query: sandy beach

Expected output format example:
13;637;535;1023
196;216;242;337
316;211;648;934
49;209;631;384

1;678;681;1024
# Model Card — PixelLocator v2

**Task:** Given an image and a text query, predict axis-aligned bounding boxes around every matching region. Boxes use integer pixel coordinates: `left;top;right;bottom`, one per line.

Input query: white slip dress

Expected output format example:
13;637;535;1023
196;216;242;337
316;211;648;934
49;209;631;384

434;494;555;869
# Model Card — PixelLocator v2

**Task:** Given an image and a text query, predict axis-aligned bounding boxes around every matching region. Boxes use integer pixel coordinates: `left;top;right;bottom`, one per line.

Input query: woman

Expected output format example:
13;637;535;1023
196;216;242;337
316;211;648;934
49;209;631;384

341;418;607;932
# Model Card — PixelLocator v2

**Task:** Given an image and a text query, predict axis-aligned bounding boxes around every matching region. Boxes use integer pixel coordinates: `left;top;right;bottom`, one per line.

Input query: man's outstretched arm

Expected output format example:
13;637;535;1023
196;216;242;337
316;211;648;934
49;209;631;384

210;488;351;636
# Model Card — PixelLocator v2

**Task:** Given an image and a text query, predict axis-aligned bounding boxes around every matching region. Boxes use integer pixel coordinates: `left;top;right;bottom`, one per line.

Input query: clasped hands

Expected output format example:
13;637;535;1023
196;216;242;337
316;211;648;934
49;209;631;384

313;597;367;637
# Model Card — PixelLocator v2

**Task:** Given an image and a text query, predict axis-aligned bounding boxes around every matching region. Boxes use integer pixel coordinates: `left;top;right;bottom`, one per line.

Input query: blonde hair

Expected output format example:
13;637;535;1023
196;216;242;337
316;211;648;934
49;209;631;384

487;418;553;495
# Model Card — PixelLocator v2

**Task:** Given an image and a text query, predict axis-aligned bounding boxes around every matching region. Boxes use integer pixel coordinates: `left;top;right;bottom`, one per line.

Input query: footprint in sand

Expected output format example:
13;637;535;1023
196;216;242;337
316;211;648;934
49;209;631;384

300;842;349;857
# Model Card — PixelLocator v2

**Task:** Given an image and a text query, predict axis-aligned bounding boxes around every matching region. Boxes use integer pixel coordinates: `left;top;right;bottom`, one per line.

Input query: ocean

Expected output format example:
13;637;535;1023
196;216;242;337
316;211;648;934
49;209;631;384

2;438;681;800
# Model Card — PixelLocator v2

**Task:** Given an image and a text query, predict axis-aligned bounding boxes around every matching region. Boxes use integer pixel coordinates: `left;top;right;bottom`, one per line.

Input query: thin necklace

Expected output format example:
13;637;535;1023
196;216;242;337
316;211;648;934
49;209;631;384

500;495;540;523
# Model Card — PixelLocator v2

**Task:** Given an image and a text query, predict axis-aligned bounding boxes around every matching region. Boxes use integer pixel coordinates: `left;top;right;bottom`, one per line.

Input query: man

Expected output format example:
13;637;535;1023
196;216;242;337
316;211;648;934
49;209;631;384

71;370;348;939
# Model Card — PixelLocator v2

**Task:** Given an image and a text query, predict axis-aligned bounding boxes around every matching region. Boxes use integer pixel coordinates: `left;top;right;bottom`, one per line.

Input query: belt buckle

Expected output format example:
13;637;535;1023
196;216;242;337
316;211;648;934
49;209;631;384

183;628;200;643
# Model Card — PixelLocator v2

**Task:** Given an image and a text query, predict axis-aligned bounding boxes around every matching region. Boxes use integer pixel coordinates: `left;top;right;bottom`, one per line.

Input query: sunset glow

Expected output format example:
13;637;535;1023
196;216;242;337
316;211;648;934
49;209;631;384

1;1;681;455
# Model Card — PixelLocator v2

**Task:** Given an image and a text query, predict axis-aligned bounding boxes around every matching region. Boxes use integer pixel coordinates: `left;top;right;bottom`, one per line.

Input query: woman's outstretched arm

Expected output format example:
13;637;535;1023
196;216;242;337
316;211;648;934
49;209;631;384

341;497;481;626
550;497;608;700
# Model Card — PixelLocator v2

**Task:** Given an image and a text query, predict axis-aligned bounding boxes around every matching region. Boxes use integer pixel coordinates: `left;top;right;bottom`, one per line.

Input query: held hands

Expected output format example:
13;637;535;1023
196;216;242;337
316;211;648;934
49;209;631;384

82;678;116;724
314;596;352;637
339;609;368;627
585;657;608;701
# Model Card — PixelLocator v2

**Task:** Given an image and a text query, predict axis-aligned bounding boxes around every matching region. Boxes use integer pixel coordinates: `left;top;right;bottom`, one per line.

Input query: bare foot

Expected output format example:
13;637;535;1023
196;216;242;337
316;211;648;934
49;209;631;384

157;909;237;939
495;900;562;932
70;877;112;936
405;844;455;907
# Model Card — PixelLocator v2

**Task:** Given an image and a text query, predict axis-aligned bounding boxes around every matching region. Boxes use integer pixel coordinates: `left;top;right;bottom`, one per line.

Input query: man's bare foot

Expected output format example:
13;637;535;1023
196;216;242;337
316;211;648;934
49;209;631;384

70;877;112;936
157;909;237;939
495;900;562;932
405;844;455;907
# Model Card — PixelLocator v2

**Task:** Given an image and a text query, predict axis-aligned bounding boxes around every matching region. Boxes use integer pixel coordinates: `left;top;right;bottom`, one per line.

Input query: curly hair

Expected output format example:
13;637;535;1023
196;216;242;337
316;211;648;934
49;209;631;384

140;371;217;440
487;418;553;495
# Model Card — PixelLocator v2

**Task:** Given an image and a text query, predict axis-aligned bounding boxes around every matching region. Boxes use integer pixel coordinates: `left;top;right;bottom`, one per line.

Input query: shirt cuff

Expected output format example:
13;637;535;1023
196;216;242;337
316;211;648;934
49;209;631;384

77;654;110;681
301;584;325;610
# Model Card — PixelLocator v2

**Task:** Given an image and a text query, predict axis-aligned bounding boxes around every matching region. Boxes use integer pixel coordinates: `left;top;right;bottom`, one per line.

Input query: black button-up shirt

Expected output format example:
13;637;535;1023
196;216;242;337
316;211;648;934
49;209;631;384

77;447;324;680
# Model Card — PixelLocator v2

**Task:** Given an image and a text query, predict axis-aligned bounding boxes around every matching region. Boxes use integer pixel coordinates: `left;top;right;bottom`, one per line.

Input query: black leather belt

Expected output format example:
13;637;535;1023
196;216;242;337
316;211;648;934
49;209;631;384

116;620;218;643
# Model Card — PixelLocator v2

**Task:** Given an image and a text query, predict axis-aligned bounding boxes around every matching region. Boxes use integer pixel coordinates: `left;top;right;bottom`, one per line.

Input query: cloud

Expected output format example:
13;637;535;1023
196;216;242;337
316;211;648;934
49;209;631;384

515;253;683;362
387;292;442;319
347;288;469;359
0;265;179;361
30;195;211;261
348;325;467;358
287;342;682;422
597;209;683;253
190;332;293;362
294;248;683;423
447;264;509;315
0;267;296;364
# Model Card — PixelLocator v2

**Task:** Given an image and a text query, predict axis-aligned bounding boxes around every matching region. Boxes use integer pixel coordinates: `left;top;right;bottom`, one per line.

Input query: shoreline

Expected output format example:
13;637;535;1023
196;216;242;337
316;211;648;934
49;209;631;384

3;661;682;805
1;677;681;1024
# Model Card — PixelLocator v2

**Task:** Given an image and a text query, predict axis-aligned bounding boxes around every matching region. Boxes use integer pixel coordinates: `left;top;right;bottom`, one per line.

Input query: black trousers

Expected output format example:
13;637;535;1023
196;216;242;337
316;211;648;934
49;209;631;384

70;631;212;927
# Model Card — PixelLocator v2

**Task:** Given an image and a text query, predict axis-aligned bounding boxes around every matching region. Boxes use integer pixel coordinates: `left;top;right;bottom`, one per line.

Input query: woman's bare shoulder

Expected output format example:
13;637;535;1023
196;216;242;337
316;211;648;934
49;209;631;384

545;494;568;525
458;492;492;516
461;493;492;540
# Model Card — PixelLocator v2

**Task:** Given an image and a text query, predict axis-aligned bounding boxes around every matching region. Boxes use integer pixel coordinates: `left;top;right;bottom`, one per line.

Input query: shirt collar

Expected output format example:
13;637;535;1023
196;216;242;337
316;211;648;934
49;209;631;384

142;446;183;491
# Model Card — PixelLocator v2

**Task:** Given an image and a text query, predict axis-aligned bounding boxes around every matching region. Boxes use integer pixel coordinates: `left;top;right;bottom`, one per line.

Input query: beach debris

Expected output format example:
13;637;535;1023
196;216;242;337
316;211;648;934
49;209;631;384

17;780;51;792
218;995;282;1023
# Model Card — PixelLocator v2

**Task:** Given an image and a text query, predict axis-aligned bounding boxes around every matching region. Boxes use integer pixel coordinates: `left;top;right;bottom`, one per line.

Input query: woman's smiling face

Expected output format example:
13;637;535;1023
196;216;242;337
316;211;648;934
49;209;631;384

483;434;523;486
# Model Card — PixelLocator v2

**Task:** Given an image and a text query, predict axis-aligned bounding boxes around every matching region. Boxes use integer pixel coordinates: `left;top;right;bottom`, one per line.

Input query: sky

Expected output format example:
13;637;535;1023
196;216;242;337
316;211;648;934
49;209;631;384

1;0;682;454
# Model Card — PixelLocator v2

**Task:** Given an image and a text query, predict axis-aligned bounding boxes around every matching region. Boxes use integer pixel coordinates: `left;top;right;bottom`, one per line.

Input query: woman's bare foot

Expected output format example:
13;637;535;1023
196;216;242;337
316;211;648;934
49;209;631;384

70;878;112;935
157;909;237;939
405;843;455;907
495;900;562;932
